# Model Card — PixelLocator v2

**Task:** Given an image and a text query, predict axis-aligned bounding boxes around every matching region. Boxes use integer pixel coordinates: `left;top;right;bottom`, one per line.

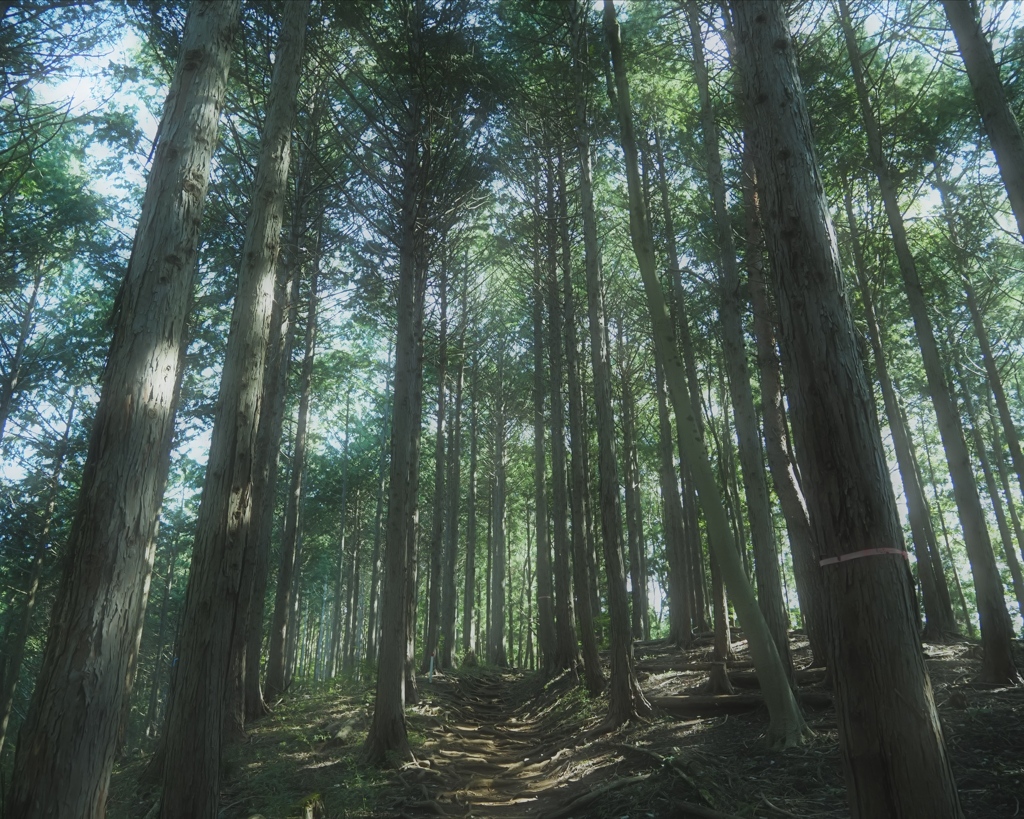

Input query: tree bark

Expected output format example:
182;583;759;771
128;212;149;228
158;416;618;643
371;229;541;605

952;360;1024;621
744;156;828;664
533;202;557;674
942;0;1024;240
7;4;239;816
365;346;393;667
687;2;790;674
616;322;648;642
733;1;964;814
838;0;1017;684
440;292;465;669
158;5;309;812
462;355;480;655
574;0;651;728
488;349;508;667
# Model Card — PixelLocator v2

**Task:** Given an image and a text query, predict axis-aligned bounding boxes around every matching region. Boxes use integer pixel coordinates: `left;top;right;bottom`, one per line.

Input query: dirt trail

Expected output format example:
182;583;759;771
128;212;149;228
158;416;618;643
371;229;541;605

391;669;592;819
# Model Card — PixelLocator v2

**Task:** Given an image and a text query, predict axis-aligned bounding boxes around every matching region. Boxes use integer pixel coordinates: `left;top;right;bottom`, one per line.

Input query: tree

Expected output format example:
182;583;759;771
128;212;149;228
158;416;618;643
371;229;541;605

731;1;963;815
158;3;309;814
6;2;240;815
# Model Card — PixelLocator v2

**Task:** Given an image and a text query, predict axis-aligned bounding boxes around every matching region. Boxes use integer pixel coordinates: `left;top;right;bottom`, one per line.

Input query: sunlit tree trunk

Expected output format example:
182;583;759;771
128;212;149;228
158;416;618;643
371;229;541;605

365;347;393;667
952;360;1024;621
561;194;604;695
363;74;425;760
605;0;802;738
733;1;963;813
616;323;648;641
654;359;691;645
488;349;509;667
7;4;239;815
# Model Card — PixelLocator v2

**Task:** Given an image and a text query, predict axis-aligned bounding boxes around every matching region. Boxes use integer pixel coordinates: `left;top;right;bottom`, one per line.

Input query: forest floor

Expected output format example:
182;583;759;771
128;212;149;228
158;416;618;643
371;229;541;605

108;634;1024;819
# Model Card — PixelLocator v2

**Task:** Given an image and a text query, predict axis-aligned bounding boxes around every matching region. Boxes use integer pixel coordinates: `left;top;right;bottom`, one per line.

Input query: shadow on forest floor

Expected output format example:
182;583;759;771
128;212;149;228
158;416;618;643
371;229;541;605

108;634;1024;818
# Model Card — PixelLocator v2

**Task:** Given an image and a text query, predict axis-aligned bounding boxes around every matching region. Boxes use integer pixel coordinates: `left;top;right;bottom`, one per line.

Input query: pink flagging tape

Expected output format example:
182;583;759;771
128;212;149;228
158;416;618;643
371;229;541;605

819;548;910;567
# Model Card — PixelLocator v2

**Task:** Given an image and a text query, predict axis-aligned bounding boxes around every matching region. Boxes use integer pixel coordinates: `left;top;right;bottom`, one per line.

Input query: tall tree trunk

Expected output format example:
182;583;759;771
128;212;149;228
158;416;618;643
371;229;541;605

488;350;508;667
651;129;709;636
159;6;308;812
440;293;465;670
686;1;790;674
654;357;692;645
938;175;1024;506
842;187;958;638
462;355;480;655
242;186;307;721
988;395;1024;570
952;361;1024;622
532;208;557;674
422;267;448;672
918;416;976;636
942;0;1024;240
838;0;1017;684
6;4;239;816
144;530;179;741
365;346;393;668
616;323;648;641
733;1;963;814
550;153;581;673
364;59;428;758
573;0;650;728
344;496;362;672
265;262;321;702
329;396;352;678
561;207;604;695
